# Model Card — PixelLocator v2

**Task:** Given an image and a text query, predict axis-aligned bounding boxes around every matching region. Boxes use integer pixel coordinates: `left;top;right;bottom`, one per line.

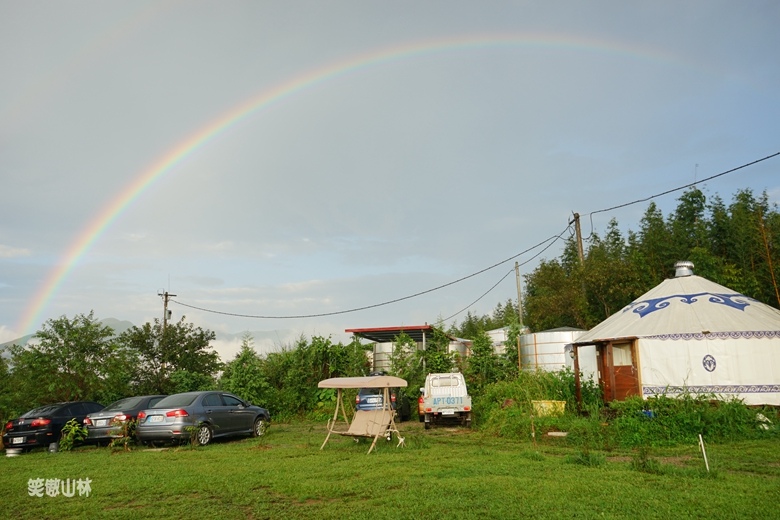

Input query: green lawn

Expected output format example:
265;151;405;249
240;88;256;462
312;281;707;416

2;420;778;519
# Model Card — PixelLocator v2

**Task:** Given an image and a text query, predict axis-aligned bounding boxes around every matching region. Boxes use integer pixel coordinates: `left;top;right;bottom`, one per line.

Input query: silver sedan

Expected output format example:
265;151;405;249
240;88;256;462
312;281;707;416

136;391;270;446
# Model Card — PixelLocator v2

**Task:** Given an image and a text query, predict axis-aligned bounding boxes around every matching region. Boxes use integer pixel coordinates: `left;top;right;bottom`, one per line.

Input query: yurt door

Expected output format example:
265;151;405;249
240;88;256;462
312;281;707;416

600;341;640;401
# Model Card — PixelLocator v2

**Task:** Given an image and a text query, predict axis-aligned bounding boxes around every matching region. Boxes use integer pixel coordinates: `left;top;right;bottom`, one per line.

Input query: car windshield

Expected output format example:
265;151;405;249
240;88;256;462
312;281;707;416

359;388;382;397
103;397;144;411
152;394;198;408
21;404;62;418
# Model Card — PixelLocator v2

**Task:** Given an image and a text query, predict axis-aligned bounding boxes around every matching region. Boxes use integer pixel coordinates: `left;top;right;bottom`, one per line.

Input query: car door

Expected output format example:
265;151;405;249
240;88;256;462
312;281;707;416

201;393;234;436
222;394;254;433
59;403;85;428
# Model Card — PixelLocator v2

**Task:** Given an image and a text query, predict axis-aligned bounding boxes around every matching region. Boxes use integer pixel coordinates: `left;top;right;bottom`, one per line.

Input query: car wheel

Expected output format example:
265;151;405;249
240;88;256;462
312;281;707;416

196;424;212;446
252;417;268;437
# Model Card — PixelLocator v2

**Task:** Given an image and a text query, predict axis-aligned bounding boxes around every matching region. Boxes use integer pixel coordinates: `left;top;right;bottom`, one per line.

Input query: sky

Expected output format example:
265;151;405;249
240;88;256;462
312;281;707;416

2;1;779;360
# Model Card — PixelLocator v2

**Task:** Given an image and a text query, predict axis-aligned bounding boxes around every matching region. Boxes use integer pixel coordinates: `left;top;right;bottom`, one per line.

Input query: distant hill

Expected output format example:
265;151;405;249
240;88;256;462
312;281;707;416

1;319;293;360
0;318;136;355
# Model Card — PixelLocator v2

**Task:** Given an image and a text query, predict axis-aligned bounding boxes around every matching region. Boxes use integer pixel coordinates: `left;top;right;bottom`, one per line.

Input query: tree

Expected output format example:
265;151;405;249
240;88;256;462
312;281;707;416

219;334;271;407
256;334;370;417
388;332;426;403
118;316;221;395
582;219;642;322
422;326;455;374
0;352;16;423
521;187;780;341
463;329;497;393
7;311;128;407
523;256;588;331
669;187;709;257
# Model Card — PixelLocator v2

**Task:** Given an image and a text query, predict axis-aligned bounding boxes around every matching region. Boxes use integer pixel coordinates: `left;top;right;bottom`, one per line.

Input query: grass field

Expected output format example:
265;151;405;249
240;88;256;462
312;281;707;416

2;419;778;519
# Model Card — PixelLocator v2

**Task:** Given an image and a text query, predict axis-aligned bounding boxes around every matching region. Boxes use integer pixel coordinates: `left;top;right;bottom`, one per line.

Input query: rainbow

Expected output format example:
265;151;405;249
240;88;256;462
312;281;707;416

15;33;679;335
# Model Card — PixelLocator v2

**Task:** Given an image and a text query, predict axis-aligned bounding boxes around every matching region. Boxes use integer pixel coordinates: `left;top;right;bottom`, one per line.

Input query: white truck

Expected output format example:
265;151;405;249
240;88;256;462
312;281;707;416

420;372;472;429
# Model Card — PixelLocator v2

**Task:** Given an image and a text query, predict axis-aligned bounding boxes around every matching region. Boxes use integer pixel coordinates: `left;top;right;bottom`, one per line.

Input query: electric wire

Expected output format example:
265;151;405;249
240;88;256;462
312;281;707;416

588;151;780;216
580;151;780;243
171;225;571;319
172;150;779;322
443;268;514;323
444;218;572;321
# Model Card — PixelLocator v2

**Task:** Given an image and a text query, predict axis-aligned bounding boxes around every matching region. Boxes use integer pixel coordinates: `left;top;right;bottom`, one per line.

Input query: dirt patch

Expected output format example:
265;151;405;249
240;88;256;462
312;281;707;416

607;454;693;467
661;455;693;467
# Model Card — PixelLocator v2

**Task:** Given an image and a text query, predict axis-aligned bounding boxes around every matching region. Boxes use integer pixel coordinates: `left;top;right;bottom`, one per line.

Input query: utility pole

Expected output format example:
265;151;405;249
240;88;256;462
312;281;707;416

514;262;524;327
515;262;524;371
159;291;176;333
571;212;585;265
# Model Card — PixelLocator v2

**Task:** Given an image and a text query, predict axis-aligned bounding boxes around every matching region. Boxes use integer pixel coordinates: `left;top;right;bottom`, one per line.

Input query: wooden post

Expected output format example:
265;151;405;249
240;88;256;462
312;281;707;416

573;346;582;412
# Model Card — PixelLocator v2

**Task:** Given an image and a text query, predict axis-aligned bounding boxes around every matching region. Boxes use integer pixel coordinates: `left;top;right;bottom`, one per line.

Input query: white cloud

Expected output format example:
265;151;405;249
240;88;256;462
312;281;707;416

1;2;778;340
0;325;19;344
0;245;31;258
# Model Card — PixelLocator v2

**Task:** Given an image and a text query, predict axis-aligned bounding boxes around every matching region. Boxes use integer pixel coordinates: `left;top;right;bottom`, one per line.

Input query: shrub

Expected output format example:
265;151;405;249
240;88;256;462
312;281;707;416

59;418;88;451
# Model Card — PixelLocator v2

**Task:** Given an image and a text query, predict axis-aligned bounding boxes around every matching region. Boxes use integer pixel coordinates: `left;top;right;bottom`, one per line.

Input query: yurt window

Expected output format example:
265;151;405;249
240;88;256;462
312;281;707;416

612;343;633;366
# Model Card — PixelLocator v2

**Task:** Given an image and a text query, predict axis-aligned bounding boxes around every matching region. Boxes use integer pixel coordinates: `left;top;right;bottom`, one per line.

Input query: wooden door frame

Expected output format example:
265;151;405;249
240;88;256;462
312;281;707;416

573;338;640;408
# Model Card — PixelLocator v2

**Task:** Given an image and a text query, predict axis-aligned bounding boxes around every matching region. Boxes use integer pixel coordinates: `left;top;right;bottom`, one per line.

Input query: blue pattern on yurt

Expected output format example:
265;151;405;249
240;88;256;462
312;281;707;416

644;385;780;395
624;293;754;318
646;331;780;341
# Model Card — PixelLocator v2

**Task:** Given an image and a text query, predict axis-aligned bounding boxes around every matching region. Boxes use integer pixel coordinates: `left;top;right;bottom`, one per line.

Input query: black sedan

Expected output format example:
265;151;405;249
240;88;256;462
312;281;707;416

3;401;104;451
136;391;270;446
84;394;167;444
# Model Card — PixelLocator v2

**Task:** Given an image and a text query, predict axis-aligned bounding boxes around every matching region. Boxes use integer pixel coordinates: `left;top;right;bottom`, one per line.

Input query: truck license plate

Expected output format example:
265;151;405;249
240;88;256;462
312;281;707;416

441;408;455;416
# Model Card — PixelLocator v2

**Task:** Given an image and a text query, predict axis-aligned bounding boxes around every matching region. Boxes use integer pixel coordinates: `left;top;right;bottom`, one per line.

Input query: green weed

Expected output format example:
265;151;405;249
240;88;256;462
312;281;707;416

58;418;87;451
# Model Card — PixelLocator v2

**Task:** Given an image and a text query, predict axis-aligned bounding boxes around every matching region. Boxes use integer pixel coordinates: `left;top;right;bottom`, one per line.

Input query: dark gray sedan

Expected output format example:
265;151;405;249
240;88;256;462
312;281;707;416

84;394;167;443
135;391;270;446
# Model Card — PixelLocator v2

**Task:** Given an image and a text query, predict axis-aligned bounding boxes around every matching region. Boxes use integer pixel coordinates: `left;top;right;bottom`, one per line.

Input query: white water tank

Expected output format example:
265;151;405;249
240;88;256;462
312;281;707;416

520;327;586;372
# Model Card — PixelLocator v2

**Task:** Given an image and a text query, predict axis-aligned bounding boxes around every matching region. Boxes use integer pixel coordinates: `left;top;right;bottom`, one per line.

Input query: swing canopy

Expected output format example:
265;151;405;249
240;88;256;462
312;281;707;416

318;375;408;390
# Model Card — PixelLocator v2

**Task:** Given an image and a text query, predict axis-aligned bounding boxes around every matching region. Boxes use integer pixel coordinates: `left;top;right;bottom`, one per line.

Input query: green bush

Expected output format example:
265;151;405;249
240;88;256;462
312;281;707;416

475;373;778;450
608;393;778;447
474;369;601;432
59;418;88;451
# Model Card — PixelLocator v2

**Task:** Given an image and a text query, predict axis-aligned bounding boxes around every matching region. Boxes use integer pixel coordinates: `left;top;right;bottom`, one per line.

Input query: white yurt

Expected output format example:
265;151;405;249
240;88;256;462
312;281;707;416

572;261;780;405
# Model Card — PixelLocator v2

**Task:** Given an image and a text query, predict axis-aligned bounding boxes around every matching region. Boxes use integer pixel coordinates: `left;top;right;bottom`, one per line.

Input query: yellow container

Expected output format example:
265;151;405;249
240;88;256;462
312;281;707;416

531;400;566;417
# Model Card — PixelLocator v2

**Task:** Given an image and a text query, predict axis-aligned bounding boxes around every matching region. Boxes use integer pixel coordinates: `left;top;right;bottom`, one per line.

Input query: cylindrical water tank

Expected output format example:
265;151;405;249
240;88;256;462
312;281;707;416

520;328;586;371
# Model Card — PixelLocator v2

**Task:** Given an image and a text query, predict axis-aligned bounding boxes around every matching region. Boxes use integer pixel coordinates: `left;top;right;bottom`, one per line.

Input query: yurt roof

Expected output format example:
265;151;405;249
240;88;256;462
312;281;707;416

575;263;780;344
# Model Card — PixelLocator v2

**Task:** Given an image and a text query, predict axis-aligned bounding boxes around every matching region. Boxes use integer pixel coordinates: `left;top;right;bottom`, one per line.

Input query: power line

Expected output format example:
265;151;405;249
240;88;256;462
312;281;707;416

172;225;572;320
588;151;780;216
172;150;779;322
443;219;570;322
443;268;514;323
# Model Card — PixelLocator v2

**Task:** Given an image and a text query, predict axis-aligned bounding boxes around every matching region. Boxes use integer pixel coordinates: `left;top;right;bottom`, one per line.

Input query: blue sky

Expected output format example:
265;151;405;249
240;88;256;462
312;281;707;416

1;1;779;359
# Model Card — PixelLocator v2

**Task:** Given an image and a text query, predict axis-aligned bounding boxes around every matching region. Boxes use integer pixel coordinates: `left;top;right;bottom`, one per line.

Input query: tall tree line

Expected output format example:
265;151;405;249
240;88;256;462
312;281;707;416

444;187;779;358
523;187;780;331
1;313;222;421
0;313;375;423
